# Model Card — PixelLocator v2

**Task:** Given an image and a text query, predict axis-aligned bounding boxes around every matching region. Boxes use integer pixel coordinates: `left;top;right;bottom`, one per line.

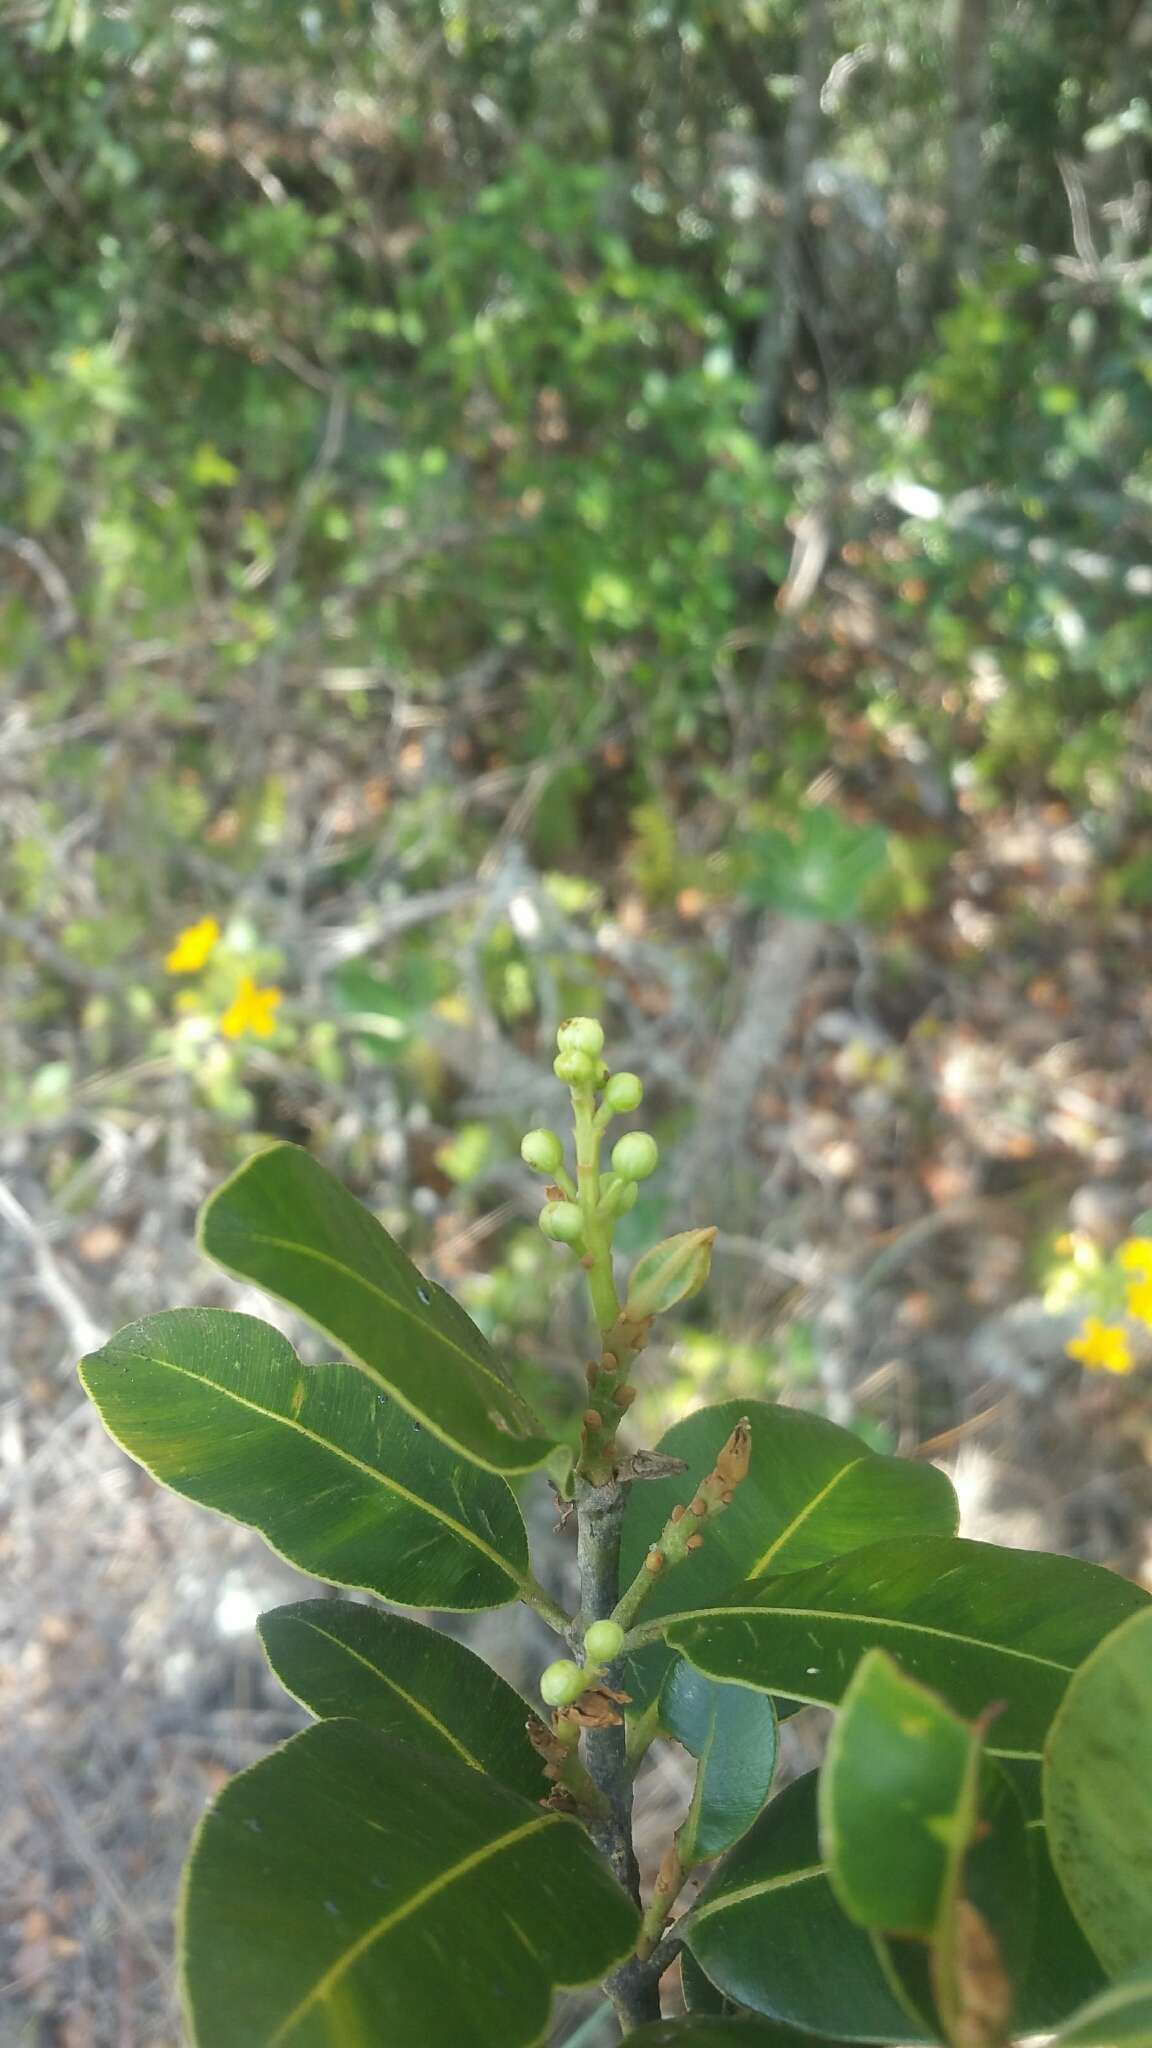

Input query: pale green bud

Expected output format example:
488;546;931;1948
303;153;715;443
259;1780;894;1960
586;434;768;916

539;1200;585;1245
521;1127;564;1174
611;1131;659;1182
540;1658;586;1707
557;1016;605;1058
625;1227;717;1319
554;1048;596;1088
583;1619;625;1664
603;1071;643;1113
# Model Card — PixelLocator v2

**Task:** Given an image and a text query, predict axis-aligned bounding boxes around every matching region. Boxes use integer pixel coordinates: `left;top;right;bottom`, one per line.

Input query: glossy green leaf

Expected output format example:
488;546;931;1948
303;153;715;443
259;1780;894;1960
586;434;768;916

620;1401;958;1628
681;1949;740;2017
685;1767;1087;2043
1017;1821;1109;2028
653;1536;1150;1757
181;1720;638;2047
621;2022;851;2047
660;1661;777;1866
199;1142;553;1473
683;1773;934;2044
258;1600;546;1802
999;1763;1108;2031
620;1399;957;1716
80;1309;531;1611
817;1648;1033;2048
874;1763;1033;2048
821;1649;983;1937
1045;1603;1152;1975
1053;1966;1152;2048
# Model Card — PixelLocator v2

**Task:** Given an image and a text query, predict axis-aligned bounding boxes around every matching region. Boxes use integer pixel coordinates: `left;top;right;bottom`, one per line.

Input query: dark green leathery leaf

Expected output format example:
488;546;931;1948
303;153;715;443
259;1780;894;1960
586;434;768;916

619;2022;861;2047
682;1773;934;2044
80;1309;532;1610
181;1721;638;2047
258;1600;546;1801
654;1535;1149;1758
199;1141;553;1472
1045;1604;1152;1976
660;1660;777;1866
618;1399;958;1715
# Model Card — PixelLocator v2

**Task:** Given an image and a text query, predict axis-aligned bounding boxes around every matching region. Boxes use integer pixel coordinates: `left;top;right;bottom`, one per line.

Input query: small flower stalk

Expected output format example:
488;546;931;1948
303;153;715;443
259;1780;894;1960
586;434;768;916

613;1417;753;1635
520;1016;707;1484
525;1714;612;1823
637;1841;686;1961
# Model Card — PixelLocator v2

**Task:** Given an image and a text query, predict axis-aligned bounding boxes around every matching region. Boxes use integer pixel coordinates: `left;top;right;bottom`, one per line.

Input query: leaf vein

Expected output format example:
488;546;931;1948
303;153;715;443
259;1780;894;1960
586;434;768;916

287;1617;485;1772
748;1457;867;1578
667;1604;1072;1674
269;1812;561;2042
690;1861;825;1926
226;1228;516;1405
121;1350;516;1583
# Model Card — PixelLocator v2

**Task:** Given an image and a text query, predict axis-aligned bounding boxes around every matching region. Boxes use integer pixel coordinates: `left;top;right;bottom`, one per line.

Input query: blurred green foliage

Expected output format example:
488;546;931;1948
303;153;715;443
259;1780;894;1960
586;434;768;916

3;0;1152;1338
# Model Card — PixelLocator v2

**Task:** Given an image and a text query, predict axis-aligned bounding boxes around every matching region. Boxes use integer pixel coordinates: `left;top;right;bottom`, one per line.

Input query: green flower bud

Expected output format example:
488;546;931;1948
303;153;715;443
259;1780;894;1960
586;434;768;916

554;1048;597;1088
583;1619;625;1664
557;1016;605;1058
625;1227;717;1320
539;1200;585;1245
611;1131;659;1182
603;1071;643;1114
521;1127;564;1175
540;1658;586;1707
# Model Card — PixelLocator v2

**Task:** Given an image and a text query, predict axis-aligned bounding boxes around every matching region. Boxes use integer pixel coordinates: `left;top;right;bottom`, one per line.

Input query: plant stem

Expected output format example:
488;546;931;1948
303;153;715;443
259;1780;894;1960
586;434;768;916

613;1417;753;1635
619;1617;674;1655
624;1697;661;1770
573;1093;621;1334
574;1473;663;2032
516;1569;573;1637
612;1549;668;1636
637;1841;686;1959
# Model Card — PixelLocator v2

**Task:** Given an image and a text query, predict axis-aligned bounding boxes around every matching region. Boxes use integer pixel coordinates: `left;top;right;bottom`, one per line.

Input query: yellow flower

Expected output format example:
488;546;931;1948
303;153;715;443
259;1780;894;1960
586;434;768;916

1066;1317;1134;1375
1119;1237;1152;1277
219;976;282;1040
165;916;221;974
1126;1277;1152;1327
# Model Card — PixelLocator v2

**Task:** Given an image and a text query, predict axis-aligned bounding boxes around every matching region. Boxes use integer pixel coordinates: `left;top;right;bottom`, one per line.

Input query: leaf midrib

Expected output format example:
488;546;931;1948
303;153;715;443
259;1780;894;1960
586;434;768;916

279;1615;487;1773
89;1347;520;1587
748;1456;867;1578
268;1811;561;2043
666;1602;1072;1676
690;1860;824;1927
209;1217;518;1411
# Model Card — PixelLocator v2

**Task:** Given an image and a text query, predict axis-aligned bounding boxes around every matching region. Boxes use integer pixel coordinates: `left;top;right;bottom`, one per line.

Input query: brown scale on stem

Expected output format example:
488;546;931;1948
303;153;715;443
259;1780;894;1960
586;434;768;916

612;1419;753;1633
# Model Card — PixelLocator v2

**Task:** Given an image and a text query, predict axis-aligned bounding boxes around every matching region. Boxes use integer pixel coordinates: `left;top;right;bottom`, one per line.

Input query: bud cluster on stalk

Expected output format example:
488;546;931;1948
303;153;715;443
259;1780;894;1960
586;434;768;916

519;1015;660;1250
